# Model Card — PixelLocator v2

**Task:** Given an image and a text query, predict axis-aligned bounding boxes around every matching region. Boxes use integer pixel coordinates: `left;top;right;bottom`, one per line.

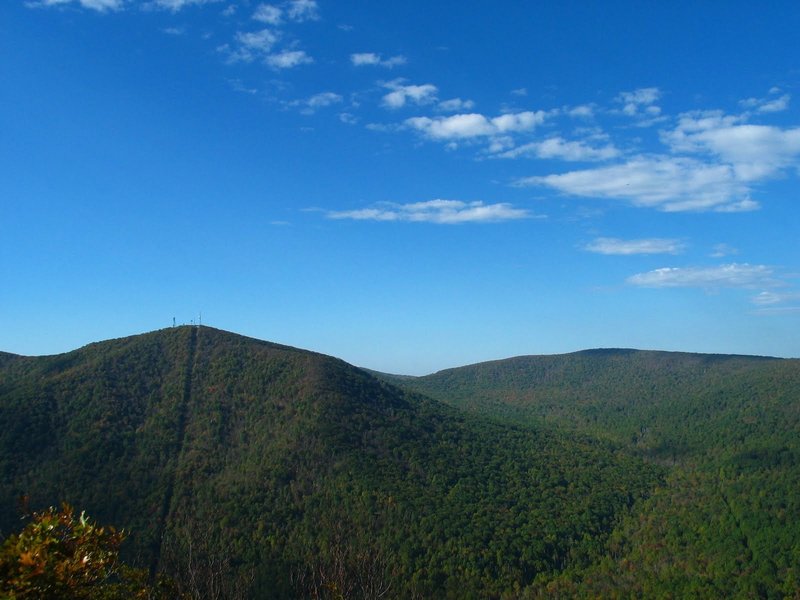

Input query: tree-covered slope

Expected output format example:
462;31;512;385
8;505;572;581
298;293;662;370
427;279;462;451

382;350;800;597
0;328;662;598
387;349;794;459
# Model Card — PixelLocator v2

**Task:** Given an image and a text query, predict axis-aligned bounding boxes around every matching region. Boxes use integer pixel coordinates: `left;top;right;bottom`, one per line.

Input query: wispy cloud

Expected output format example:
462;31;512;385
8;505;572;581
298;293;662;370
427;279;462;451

750;288;800;315
150;0;221;10
350;53;407;68
740;89;791;114
382;79;438;109
289;91;342;114
627;263;778;288
326;199;532;224
567;104;595;118
228;78;257;94
406;111;546;140
616;87;662;119
516;156;756;212
28;0;124;11
220;29;280;62
286;0;319;21
662;111;800;182
31;0;229;12
437;98;476;112
266;49;313;69
751;290;800;305
253;3;282;24
237;29;279;51
514;91;800;212
496;136;619;161
218;1;317;67
711;243;738;258
585;237;685;255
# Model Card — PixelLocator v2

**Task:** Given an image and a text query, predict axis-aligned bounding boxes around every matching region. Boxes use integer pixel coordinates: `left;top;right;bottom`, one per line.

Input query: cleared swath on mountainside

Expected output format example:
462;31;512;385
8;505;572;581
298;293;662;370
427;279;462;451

0;326;661;598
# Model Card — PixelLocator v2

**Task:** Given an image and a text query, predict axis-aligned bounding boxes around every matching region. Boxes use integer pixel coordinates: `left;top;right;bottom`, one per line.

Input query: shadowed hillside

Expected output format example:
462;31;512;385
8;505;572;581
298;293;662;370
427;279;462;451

0;327;662;598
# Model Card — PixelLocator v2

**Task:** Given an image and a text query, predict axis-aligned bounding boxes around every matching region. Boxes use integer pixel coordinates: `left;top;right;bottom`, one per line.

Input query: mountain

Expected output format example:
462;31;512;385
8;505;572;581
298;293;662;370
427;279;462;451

0;327;661;598
379;349;800;597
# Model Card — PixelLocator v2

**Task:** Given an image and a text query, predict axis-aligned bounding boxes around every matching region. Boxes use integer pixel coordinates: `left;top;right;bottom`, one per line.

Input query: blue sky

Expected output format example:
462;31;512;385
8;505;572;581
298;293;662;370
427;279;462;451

2;0;799;374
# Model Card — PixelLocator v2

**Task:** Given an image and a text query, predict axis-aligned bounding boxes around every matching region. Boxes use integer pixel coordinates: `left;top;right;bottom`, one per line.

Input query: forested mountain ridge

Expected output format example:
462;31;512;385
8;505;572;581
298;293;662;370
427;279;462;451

0;327;663;598
379;350;800;597
381;349;794;458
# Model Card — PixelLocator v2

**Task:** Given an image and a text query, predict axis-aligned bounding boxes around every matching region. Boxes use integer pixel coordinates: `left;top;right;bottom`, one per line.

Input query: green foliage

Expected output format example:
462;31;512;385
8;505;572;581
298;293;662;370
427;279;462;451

0;503;176;599
2;328;798;597
385;349;800;597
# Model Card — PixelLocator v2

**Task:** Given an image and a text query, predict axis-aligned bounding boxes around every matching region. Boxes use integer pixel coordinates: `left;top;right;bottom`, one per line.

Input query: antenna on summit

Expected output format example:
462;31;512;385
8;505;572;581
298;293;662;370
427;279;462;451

199;312;202;327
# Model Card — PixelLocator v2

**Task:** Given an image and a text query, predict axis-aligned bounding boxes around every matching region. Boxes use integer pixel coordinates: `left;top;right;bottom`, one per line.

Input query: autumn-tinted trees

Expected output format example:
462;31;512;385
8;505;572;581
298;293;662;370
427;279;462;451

2;328;798;597
0;503;176;599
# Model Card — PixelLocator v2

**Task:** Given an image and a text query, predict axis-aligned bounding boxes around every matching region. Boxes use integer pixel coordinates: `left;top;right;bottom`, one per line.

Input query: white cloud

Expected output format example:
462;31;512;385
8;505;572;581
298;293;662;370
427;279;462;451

740;92;791;114
405;114;492;139
627;263;778;289
286;0;318;21
517;156;756;212
749;288;800;315
222;29;280;62
616;87;661;118
82;0;124;8
758;94;791;113
306;92;341;108
381;80;438;109
437;98;475;112
496;136;619;161
237;29;279;51
585;237;685;255
567;104;595;118
253;3;282;24
265;49;313;69
351;52;380;66
751;291;800;305
31;0;124;10
327;199;532;224
487;136;515;153
350;53;407;68
290;92;342;114
339;112;358;125
710;243;738;258
406;111;546;140
150;0;220;10
364;122;400;133
493;112;546;133
663;113;800;182
511;88;528;97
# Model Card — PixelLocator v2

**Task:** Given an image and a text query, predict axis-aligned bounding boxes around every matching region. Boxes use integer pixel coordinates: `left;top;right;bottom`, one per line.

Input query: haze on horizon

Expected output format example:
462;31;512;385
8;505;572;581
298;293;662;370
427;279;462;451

2;1;799;374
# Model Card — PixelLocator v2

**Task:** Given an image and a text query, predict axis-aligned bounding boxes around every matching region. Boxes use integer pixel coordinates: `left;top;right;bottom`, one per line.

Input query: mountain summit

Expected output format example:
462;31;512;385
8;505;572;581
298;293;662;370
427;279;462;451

0;326;660;597
2;327;798;597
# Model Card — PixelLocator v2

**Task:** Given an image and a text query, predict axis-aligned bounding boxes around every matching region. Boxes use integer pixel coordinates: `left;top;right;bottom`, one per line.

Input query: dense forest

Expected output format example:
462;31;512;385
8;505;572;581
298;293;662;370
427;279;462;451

380;350;800;597
1;327;798;598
